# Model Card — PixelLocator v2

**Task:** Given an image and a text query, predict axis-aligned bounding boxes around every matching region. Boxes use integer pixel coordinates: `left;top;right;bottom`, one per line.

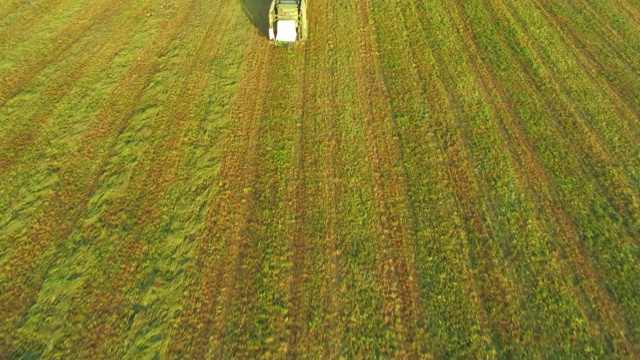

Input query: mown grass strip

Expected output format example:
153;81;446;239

531;0;639;129
0;0;160;257
368;0;512;356
221;46;304;358
378;0;527;356
45;1;245;357
0;0;153;288
165;31;272;357
0;1;148;174
452;0;637;356
351;0;431;356
0;0;72;56
0;1;195;355
459;0;639;355
0;0;118;107
576;0;640;53
118;10;253;358
501;0;640;206
0;0;35;22
491;2;640;343
283;0;348;355
284;41;314;360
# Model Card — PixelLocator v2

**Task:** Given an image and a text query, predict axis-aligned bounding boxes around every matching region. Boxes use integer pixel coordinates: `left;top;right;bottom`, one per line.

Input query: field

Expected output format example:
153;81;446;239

0;0;639;357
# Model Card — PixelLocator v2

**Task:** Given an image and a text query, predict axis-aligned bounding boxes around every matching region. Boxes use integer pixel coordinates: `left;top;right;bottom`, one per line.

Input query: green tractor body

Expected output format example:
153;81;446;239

268;0;308;47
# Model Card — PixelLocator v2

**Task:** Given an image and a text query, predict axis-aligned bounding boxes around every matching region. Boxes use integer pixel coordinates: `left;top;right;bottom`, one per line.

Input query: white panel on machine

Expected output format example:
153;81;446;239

276;20;297;42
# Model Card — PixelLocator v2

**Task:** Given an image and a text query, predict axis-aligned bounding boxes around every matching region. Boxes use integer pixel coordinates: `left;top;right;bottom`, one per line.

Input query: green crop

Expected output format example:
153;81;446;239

1;0;638;358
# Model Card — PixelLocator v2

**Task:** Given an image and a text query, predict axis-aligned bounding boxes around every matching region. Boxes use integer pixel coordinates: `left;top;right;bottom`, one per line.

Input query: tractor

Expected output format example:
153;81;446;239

268;0;308;47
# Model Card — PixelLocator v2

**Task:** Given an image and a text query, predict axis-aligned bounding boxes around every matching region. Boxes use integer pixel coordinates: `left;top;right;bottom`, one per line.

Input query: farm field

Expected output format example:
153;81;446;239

1;0;639;357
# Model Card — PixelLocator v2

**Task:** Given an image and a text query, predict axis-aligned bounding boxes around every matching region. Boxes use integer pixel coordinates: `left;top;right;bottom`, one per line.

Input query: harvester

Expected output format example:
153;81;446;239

268;0;308;47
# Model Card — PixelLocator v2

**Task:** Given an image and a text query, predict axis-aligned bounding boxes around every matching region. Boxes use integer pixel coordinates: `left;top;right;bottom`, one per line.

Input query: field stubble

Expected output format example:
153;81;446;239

0;0;638;358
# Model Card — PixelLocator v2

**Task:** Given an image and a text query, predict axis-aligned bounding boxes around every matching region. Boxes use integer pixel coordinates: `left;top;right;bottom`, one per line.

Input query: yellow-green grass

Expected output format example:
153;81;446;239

0;0;638;358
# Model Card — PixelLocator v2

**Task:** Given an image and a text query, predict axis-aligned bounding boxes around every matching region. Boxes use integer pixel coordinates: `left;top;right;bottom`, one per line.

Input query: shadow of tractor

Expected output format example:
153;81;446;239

239;0;271;38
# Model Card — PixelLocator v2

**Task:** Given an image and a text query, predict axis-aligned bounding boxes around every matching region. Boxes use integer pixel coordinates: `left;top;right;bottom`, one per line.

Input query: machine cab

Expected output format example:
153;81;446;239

268;0;308;46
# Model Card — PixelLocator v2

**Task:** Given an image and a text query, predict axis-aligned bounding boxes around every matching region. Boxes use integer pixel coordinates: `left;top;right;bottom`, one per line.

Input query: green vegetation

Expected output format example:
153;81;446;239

0;0;638;358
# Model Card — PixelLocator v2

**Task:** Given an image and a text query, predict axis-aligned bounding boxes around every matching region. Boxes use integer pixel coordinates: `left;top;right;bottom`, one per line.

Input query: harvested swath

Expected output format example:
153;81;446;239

0;1;195;354
0;0;638;357
352;0;429;356
0;1;154;173
165;34;272;357
60;1;241;356
0;0;119;107
459;0;639;355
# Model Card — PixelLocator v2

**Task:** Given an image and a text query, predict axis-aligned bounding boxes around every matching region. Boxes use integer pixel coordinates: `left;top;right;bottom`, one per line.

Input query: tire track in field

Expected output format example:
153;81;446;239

612;0;640;24
478;0;639;355
0;0;31;21
451;0;636;355
0;0;147;174
68;1;240;356
424;1;540;356
285;46;312;358
165;35;272;358
546;0;640;116
495;0;640;241
0;0;117;107
204;36;274;357
386;0;500;355
314;48;343;358
282;1;343;355
208;41;273;357
532;0;640;121
570;0;639;68
231;47;305;357
287;1;346;355
352;0;430;355
0;0;69;53
284;3;341;357
0;2;195;354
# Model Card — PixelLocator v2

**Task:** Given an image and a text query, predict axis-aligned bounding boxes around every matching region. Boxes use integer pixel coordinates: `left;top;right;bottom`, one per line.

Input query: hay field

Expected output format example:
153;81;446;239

0;0;639;357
